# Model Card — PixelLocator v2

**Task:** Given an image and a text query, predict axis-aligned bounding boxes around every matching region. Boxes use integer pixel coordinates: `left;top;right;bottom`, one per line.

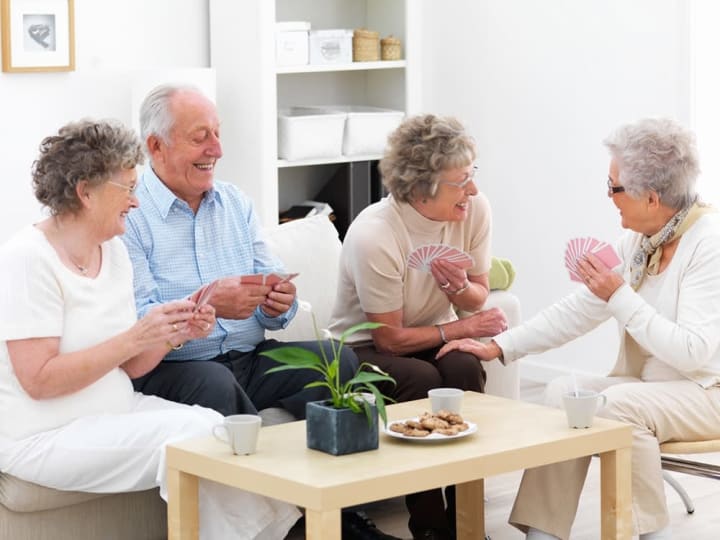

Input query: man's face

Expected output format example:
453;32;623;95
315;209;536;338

150;90;222;208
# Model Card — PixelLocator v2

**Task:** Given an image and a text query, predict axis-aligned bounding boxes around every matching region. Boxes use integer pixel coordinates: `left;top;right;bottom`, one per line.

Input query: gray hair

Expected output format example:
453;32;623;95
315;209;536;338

603;118;700;210
139;83;203;147
379;114;476;203
32;119;143;216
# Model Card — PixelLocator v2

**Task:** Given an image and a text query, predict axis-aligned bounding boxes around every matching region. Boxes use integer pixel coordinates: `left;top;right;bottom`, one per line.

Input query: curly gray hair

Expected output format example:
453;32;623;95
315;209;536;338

32;119;144;216
379;114;476;203
603;118;700;210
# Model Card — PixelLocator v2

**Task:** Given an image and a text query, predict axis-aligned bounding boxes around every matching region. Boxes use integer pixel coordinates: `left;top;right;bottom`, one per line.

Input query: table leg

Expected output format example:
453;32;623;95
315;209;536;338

306;508;342;539
456;478;485;540
600;447;632;540
167;467;199;540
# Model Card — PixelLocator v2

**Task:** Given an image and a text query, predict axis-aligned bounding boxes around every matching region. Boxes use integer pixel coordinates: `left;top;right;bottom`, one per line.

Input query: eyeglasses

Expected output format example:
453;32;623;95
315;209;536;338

107;180;138;196
438;166;478;189
607;177;625;197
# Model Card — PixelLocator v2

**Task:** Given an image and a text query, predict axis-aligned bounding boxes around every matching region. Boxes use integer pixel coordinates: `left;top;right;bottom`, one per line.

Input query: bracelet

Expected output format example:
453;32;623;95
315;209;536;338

436;324;448;344
447;279;471;295
166;341;183;351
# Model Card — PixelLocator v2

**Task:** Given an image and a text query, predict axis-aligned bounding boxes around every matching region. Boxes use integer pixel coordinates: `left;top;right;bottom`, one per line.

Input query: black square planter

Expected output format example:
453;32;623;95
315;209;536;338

306;400;379;456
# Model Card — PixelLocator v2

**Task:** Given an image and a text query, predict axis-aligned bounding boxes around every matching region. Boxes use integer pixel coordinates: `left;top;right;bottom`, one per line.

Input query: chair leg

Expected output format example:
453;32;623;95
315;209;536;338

662;470;695;514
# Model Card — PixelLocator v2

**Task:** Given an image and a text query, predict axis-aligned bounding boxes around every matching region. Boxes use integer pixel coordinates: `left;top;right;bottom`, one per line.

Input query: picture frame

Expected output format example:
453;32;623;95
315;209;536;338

1;0;75;72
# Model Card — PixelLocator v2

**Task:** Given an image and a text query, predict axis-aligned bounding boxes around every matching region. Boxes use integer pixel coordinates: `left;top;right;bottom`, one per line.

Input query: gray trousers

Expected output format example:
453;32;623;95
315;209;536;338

132;338;359;419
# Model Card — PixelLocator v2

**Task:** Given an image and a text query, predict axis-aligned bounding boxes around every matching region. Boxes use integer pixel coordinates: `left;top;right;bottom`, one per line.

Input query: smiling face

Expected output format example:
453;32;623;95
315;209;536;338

417;163;478;222
608;158;663;235
148;90;222;211
88;167;138;240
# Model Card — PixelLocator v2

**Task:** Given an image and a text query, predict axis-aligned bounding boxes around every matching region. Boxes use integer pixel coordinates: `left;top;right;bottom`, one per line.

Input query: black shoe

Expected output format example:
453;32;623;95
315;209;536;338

342;510;402;540
413;528;454;540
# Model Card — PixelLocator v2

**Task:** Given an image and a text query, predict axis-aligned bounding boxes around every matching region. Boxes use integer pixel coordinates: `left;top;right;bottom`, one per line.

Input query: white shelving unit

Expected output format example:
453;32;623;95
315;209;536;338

209;0;421;229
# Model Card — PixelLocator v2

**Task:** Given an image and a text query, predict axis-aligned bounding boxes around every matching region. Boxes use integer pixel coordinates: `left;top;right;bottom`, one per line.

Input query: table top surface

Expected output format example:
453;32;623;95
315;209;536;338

167;391;631;509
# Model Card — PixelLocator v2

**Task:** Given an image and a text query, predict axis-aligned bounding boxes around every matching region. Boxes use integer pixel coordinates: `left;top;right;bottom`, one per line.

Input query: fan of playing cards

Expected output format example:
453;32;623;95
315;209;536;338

407;243;474;273
564;237;621;283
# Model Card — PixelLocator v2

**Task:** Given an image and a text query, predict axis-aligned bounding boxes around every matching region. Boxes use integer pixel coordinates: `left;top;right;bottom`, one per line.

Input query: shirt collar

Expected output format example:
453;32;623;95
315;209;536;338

391;195;446;235
141;166;221;218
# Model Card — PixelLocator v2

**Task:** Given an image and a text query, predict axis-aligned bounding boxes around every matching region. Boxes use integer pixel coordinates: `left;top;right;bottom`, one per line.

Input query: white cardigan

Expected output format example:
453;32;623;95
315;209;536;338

495;213;720;388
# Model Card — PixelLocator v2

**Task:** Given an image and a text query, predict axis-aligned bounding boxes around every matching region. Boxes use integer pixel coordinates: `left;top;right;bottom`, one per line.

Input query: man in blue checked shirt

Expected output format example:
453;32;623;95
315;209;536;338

123;84;403;540
120;84;362;423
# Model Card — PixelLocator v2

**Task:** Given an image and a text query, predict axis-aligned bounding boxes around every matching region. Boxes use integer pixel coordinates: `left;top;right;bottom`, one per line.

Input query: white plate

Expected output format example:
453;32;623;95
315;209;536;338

384;418;477;442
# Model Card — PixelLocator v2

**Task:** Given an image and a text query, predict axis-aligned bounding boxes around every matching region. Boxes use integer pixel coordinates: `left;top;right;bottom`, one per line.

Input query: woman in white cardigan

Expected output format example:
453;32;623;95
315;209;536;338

438;118;720;540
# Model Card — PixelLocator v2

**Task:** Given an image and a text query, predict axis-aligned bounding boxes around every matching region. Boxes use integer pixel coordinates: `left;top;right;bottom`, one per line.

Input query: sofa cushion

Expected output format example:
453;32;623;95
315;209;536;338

0;473;105;512
264;215;342;342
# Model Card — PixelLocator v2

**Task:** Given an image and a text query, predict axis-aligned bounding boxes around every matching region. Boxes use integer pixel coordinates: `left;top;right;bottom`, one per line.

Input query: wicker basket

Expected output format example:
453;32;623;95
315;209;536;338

353;28;379;62
380;35;401;61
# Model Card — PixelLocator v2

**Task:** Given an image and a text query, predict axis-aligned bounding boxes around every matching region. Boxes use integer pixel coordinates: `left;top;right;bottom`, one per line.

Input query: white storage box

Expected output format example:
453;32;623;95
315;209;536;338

309;29;353;65
277;107;347;161
337;106;405;156
276;22;310;67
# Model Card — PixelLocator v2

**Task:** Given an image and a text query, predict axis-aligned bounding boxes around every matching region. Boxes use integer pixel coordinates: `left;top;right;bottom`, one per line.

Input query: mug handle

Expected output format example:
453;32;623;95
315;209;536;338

212;424;229;443
597;394;608;411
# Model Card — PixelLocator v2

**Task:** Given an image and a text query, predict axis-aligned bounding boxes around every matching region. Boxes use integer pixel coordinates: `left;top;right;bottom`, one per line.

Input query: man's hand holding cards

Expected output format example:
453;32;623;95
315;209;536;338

239;272;299;286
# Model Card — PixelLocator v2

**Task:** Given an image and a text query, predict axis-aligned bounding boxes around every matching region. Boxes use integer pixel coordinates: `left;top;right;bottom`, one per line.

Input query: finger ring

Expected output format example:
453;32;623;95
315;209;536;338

440;282;451;289
172;323;178;331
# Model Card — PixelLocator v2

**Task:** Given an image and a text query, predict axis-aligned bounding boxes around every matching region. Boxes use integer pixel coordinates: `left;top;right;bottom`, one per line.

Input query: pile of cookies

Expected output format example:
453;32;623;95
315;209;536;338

389;410;469;437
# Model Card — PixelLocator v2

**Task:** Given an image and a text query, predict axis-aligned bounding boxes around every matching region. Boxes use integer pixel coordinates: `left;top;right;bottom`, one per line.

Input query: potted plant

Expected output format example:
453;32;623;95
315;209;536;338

261;301;395;456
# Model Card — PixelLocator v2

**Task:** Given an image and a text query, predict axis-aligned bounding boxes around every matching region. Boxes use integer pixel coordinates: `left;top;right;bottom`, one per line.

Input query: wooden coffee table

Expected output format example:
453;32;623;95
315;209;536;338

166;391;632;539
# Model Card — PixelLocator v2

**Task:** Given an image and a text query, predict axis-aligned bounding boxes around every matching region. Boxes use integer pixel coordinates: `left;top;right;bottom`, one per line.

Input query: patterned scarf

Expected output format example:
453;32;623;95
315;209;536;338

628;201;713;290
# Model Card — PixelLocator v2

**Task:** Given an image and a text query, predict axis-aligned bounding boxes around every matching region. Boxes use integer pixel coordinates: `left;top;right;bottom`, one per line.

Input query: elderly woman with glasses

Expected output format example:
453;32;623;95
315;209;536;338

0;120;300;539
328;114;507;540
440;117;720;540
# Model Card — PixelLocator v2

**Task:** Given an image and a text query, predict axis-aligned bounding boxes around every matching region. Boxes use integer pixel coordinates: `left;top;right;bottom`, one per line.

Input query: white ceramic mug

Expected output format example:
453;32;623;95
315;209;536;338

212;414;262;455
562;390;607;429
428;387;464;414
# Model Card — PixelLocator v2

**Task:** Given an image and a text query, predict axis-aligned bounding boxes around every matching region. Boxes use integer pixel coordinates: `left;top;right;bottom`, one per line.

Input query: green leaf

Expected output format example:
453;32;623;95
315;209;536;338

264;364;326;376
339;321;384;341
260;347;323;367
348;371;396;386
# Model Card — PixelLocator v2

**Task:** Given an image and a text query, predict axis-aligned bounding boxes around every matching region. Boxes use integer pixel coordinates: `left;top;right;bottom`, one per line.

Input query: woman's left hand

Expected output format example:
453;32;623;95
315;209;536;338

184;304;217;339
431;258;468;294
576;253;624;301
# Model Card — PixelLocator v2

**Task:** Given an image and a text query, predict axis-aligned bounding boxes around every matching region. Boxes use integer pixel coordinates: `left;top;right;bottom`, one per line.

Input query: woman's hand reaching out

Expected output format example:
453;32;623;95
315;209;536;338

436;338;502;362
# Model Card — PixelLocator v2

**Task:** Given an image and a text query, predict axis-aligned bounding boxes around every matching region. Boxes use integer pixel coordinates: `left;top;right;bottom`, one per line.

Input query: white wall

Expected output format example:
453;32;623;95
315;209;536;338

0;0;209;244
420;0;691;381
691;0;720;206
0;0;694;382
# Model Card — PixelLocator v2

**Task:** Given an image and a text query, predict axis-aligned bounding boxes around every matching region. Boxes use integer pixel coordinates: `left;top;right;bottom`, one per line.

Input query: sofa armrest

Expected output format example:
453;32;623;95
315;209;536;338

460;290;522;400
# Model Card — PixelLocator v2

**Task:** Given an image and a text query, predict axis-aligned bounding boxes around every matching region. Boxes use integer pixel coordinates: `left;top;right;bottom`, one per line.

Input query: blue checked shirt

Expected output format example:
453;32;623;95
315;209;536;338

122;167;297;361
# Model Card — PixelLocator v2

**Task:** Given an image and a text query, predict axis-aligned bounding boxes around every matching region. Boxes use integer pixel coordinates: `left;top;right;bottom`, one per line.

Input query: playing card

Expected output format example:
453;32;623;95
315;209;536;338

564;237;621;282
240;273;299;286
407;244;475;273
264;272;299;286
591;243;621;269
194;280;218;312
240;274;265;285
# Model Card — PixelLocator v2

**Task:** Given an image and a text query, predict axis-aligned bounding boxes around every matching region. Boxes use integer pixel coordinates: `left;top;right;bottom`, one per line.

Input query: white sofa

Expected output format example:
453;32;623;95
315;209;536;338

265;214;521;400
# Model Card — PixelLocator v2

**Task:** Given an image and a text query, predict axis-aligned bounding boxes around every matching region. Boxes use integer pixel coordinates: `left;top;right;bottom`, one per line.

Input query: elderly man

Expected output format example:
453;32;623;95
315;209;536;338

122;84;398;540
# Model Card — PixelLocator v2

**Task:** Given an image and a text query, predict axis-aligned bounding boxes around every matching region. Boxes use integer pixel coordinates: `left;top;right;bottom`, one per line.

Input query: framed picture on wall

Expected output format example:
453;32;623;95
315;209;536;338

1;0;75;72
